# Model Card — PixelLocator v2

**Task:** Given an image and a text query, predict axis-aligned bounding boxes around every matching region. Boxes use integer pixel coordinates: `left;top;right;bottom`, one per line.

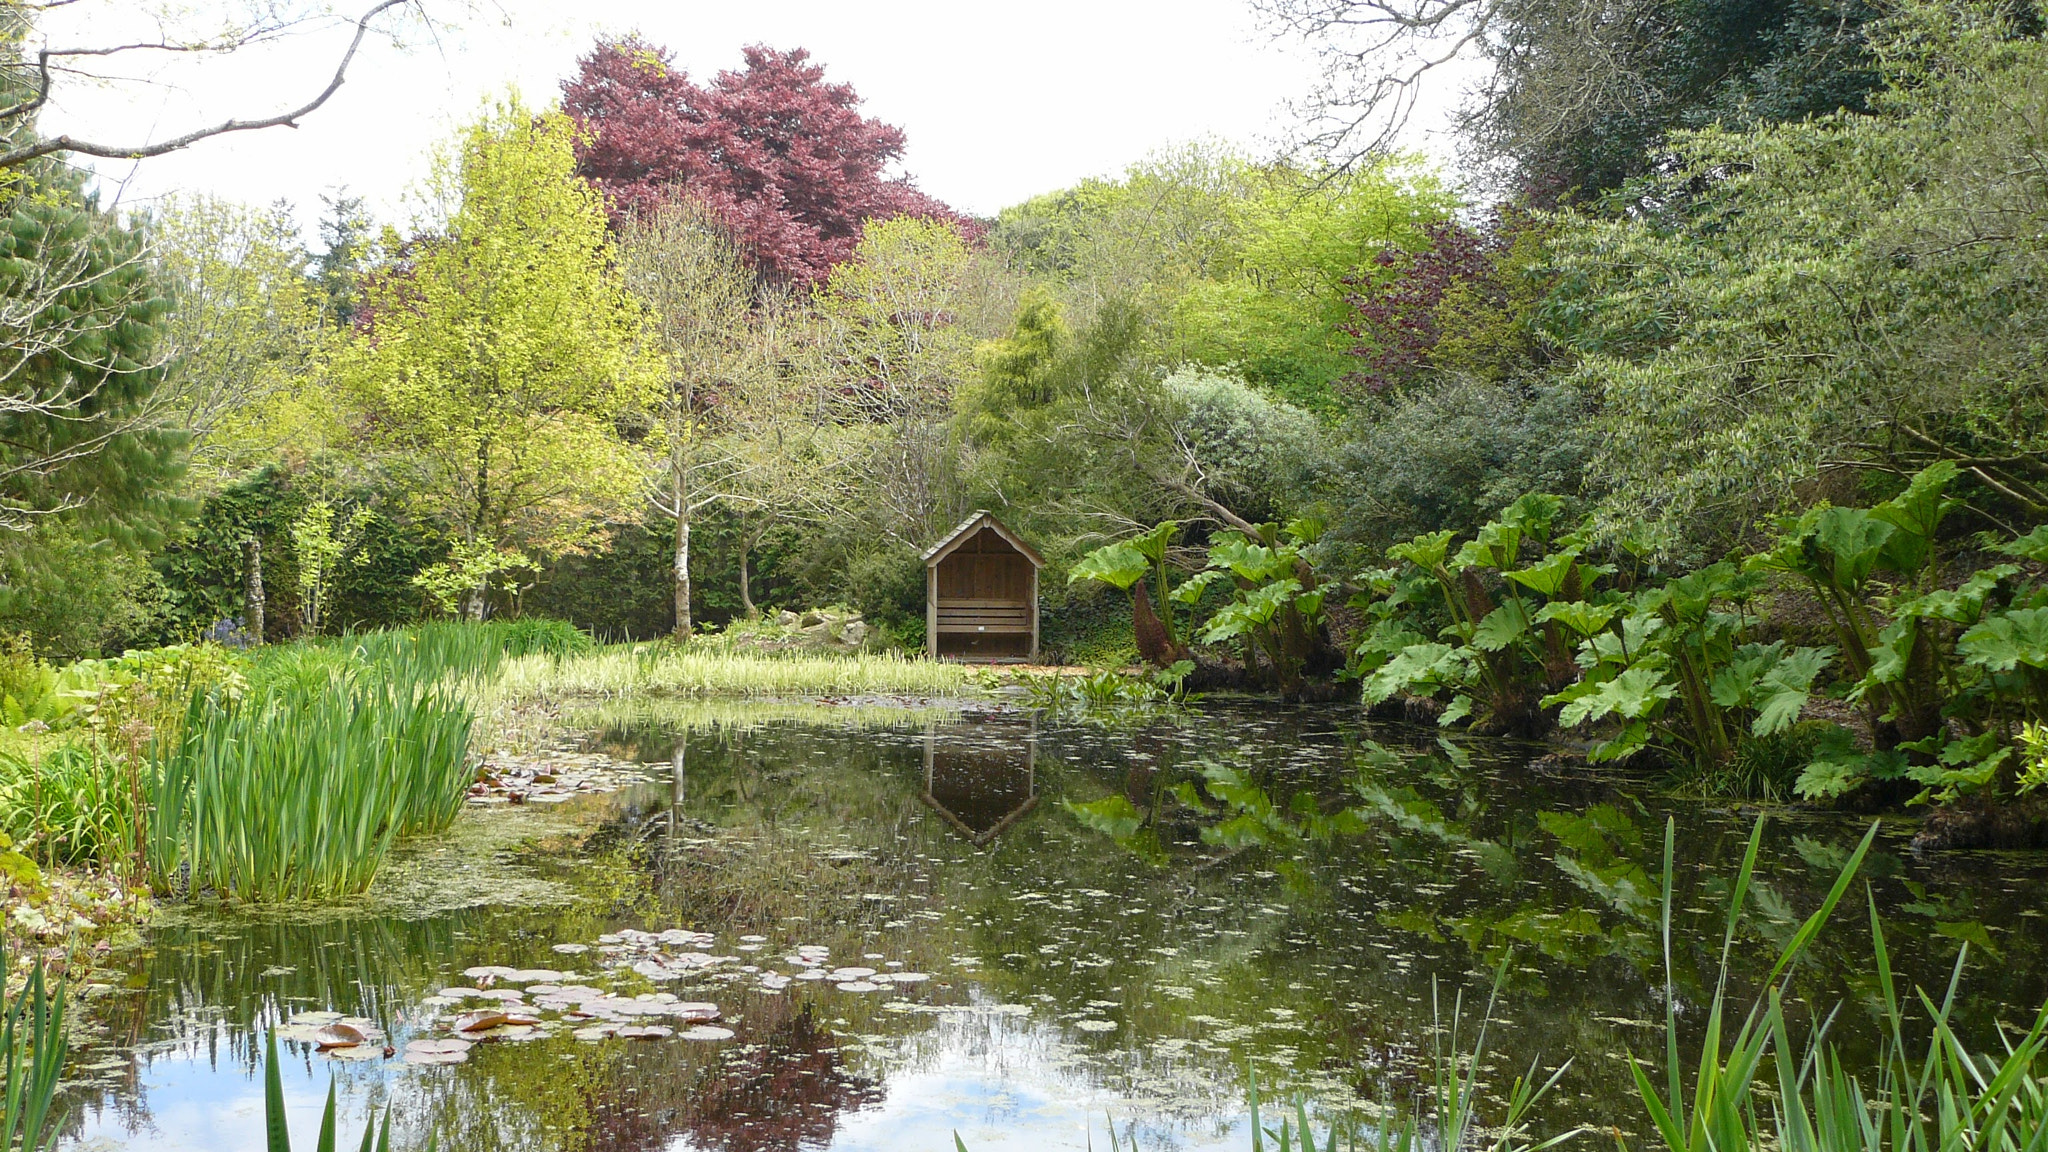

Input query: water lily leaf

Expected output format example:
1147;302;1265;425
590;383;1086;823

453;1010;510;1033
311;1024;368;1050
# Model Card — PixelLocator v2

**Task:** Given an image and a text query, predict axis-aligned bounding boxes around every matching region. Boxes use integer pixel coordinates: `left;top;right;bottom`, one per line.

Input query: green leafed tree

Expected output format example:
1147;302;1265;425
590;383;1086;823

338;98;659;617
1546;0;2048;555
989;144;1452;411
809;215;987;545
150;194;331;487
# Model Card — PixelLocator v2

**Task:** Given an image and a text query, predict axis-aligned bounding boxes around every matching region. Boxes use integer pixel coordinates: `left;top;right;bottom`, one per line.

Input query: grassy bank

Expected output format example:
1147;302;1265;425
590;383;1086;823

493;643;971;701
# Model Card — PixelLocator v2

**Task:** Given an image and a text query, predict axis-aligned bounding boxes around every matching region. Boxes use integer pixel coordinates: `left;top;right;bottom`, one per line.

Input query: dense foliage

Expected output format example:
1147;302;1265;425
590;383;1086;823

562;38;964;284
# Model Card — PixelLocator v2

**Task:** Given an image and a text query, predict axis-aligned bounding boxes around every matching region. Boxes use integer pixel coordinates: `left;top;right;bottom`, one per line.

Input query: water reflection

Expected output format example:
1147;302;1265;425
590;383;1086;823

923;719;1039;845
54;702;2048;1152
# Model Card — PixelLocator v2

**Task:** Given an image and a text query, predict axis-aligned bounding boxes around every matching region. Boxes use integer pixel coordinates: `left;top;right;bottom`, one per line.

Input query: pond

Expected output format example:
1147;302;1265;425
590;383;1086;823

54;698;2048;1152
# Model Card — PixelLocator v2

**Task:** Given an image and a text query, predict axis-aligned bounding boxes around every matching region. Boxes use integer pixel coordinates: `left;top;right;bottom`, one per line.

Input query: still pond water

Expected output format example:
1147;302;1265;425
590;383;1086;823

57;698;2048;1152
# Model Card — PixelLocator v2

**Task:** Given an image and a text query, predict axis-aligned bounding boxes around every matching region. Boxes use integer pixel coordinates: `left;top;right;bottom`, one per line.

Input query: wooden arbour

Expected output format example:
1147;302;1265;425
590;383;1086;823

922;511;1043;663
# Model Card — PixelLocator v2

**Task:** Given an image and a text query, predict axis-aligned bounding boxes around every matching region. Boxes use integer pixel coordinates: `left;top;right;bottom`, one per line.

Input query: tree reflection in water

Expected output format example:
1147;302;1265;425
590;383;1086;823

680;1003;886;1151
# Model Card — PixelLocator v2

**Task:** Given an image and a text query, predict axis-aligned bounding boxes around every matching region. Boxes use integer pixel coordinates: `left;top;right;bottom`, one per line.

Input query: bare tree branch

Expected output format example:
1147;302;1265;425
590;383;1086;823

0;0;414;170
1254;0;1497;162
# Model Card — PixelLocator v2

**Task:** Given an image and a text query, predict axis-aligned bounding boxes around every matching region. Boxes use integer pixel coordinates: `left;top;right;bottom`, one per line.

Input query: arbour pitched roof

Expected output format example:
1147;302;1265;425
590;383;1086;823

920;510;1045;569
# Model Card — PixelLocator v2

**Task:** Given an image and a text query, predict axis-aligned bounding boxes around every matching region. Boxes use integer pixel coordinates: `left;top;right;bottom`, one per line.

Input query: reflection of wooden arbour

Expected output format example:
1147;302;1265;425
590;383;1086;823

921;721;1038;846
921;511;1043;663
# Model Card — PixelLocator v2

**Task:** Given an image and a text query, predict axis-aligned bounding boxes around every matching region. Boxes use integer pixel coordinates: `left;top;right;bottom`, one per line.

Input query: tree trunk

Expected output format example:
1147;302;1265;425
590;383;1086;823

673;510;693;639
243;537;265;645
737;529;757;619
463;583;486;622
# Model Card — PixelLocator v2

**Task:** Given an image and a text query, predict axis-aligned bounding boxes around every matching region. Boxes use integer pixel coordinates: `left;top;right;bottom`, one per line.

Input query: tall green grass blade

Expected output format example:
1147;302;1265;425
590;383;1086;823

316;1080;337;1152
265;1030;291;1152
1763;820;1879;985
3;940;68;1152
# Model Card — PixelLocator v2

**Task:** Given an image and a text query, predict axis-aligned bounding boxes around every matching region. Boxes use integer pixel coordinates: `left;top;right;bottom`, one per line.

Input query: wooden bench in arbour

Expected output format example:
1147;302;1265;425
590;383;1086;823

921;511;1043;663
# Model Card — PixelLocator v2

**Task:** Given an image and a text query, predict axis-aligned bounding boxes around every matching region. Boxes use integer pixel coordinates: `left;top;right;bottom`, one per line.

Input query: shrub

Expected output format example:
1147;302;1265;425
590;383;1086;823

1332;378;1593;563
0;745;137;868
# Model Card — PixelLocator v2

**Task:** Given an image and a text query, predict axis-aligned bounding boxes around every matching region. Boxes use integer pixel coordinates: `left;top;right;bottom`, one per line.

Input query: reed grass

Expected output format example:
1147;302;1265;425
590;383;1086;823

494;643;970;701
1633;816;2048;1152
147;675;474;902
1;942;66;1152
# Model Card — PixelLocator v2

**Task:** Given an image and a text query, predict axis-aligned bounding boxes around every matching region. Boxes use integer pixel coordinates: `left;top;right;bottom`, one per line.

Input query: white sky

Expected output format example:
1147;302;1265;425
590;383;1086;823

45;0;1469;245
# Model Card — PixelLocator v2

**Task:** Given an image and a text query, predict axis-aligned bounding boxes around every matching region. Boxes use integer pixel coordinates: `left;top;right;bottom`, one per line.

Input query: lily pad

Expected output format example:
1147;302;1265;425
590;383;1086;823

453;1010;510;1033
402;1038;472;1065
312;1023;369;1050
679;1025;734;1041
473;1024;539;1041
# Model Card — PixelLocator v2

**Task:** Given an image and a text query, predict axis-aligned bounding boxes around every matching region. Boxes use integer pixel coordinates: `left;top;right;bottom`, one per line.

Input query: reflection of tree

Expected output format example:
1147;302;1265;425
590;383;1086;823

680;1003;885;1152
558;1000;884;1152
